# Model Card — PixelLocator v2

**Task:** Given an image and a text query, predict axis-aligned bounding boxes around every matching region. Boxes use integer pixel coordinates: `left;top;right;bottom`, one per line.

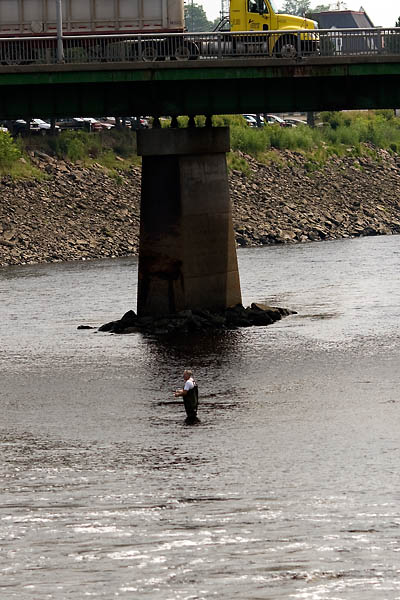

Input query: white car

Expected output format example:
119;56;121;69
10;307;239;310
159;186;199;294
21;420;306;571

33;118;60;132
242;114;265;128
284;117;307;127
264;114;294;127
14;118;60;135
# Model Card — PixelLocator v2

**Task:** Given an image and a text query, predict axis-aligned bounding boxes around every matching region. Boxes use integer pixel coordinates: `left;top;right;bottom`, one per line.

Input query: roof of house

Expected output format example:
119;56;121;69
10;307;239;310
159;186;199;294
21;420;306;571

311;10;375;29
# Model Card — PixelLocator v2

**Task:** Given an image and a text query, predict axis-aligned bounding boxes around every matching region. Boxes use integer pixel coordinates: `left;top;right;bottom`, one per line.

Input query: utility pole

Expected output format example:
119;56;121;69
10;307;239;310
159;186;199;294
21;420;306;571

56;0;64;63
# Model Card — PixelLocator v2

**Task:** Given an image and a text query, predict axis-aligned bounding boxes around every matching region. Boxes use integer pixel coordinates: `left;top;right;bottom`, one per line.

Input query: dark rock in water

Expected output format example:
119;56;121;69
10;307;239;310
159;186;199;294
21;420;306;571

118;326;137;334
98;320;118;332
250;303;279;320
249;311;274;326
177;309;193;319
98;301;296;335
251;302;297;317
120;310;137;326
279;307;297;316
99;310;138;333
77;325;95;330
209;314;227;327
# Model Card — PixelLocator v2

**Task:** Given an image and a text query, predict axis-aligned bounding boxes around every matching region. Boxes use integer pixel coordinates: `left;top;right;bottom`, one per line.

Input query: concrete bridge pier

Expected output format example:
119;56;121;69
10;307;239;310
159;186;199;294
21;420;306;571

136;127;242;317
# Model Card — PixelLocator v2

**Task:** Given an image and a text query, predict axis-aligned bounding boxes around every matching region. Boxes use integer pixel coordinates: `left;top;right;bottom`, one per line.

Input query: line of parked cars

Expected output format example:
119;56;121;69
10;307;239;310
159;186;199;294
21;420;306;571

0;114;305;136
242;114;307;128
0;116;150;136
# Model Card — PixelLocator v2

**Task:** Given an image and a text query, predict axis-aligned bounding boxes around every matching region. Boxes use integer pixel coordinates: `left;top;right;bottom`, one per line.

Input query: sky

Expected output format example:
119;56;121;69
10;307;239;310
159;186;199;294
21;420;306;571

198;0;399;27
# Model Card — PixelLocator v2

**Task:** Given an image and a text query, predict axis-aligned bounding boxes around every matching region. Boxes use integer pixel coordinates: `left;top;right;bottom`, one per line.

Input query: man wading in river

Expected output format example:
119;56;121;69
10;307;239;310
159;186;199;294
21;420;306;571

174;370;200;424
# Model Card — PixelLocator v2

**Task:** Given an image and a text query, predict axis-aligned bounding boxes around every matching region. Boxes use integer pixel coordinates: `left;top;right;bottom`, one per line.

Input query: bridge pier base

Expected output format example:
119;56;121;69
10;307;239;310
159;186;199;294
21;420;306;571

136;127;242;317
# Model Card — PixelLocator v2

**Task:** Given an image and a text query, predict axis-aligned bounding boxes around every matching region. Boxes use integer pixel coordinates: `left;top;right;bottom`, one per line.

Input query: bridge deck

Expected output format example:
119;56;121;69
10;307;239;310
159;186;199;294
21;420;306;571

0;55;399;118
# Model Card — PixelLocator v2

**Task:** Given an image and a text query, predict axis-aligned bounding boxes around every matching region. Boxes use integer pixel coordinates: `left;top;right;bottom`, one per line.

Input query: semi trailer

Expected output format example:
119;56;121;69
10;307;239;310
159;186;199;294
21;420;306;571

0;0;185;36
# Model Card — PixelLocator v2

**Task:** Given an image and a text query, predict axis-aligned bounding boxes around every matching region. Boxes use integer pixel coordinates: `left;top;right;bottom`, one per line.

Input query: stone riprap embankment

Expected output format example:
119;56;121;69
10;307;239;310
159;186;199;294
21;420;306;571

1;148;400;267
0;155;142;266
230;149;400;246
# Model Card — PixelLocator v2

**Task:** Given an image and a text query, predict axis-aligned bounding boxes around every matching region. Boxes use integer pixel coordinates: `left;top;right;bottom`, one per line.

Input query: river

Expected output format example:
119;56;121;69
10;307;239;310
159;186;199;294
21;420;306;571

1;235;400;599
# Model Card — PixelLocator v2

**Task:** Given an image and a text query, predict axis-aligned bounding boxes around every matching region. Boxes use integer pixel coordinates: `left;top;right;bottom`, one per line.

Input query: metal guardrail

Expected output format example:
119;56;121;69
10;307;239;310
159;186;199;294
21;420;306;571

0;28;399;66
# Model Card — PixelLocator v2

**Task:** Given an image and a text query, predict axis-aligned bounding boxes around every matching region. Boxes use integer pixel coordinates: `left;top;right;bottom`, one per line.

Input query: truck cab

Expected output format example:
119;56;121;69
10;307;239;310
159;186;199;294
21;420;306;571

229;0;317;56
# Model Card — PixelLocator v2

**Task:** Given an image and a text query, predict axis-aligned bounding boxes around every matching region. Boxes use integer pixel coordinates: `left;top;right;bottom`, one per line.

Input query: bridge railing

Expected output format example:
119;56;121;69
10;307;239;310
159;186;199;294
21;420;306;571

0;28;399;66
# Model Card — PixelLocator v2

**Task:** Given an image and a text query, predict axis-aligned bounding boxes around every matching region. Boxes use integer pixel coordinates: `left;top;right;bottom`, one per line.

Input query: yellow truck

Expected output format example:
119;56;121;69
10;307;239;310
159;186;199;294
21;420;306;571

224;0;318;57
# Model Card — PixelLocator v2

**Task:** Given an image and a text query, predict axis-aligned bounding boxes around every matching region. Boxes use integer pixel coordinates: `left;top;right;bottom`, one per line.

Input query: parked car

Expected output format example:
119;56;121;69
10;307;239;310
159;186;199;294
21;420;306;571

102;116;150;129
284;117;307;127
82;117;113;131
99;117;117;127
12;119;60;136
242;114;265;128
264;114;293;127
128;116;150;129
56;117;87;130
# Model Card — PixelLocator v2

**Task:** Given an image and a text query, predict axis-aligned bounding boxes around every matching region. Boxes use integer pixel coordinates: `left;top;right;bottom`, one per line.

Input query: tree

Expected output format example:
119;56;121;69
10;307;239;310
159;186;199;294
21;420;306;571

184;3;213;32
396;17;400;27
306;4;331;19
212;17;225;30
280;0;311;16
280;1;330;16
312;4;331;11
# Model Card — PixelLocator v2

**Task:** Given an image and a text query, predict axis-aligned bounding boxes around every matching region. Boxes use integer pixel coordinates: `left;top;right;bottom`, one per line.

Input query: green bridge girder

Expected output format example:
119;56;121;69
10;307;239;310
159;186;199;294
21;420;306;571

0;56;400;119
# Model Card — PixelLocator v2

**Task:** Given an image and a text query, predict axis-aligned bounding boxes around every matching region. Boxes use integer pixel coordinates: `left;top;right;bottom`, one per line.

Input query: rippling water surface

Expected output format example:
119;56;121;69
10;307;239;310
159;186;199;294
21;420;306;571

1;235;400;599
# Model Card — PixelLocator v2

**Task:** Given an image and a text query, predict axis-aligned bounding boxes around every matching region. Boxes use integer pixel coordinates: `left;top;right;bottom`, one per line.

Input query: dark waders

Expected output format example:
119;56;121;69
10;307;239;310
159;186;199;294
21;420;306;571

184;385;199;425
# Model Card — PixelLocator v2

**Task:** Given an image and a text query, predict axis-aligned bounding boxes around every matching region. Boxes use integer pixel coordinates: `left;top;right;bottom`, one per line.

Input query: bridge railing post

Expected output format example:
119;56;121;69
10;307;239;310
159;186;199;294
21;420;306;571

137;35;142;61
296;31;301;57
218;33;223;60
377;30;384;54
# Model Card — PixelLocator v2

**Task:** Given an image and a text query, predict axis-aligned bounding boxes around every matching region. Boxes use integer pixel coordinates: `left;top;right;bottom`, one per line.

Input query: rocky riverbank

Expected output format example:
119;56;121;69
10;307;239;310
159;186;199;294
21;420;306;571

230;148;400;246
1;147;400;267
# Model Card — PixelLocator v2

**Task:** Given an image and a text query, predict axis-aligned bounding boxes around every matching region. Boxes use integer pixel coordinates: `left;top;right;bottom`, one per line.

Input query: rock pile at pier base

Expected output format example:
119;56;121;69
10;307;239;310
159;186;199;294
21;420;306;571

95;303;296;336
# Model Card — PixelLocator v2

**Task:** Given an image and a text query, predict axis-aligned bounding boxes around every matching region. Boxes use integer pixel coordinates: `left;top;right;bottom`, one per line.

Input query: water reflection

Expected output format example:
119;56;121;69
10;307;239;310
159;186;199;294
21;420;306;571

145;328;244;363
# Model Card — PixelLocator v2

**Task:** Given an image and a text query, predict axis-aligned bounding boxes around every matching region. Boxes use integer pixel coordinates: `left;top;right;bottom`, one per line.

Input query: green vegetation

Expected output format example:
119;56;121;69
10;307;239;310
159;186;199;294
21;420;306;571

19;128;140;176
227;152;251;176
160;112;399;171
0;128;141;180
184;3;220;32
0;130;21;168
1;110;399;180
280;0;330;17
228;110;400;169
46;129;137;163
0;130;44;178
